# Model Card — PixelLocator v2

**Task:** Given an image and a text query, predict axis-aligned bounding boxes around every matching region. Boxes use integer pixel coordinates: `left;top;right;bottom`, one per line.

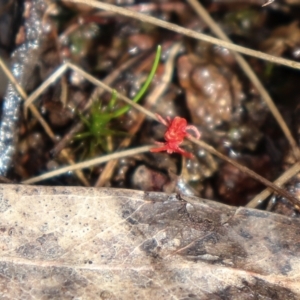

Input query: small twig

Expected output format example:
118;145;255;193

187;0;300;161
0;175;13;184
246;162;300;208
22;145;152;184
0;56;89;186
96;2;187;15
0;57;56;140
66;62;157;120
0;56;27;99
0;57;57;140
85;53;144;111
51;122;83;158
67;0;300;71
19;51;158;132
262;0;275;7
24;64;68;108
189;136;300;207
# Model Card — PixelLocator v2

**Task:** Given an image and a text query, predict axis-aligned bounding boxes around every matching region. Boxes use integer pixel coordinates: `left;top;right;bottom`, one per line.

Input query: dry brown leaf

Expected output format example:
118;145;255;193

0;184;299;299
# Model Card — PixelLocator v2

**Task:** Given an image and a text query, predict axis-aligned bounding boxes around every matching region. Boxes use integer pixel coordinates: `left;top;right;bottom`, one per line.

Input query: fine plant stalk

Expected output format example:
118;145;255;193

67;0;300;71
186;0;300;160
67;62;157;120
22;145;152;184
113;45;161;118
246;162;300;208
0;57;89;186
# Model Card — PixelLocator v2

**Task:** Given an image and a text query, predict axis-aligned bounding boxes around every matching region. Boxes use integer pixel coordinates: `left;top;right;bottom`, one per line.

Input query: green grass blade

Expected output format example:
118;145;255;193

107;89;117;111
112;45;161;118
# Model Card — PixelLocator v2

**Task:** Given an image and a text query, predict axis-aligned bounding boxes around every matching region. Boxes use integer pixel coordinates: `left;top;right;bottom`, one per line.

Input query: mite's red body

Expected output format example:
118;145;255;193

151;114;201;158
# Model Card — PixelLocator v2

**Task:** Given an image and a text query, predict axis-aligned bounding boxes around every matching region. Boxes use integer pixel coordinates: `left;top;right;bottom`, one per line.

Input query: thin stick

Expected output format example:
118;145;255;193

0;57;89;186
0;57;27;99
246;162;300;208
262;0;274;7
66;62;157;120
189;136;300;207
0;57;56;139
187;0;300;160
85;53;144;111
24;64;68;108
0;57;57;140
67;0;300;70
22;145;152;184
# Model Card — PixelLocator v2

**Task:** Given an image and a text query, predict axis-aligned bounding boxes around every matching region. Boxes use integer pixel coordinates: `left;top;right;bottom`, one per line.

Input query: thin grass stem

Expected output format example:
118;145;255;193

67;0;300;71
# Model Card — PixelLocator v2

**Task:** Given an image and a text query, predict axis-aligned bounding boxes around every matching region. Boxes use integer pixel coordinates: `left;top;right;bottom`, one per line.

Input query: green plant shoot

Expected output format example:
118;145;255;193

112;45;161;117
75;45;161;154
